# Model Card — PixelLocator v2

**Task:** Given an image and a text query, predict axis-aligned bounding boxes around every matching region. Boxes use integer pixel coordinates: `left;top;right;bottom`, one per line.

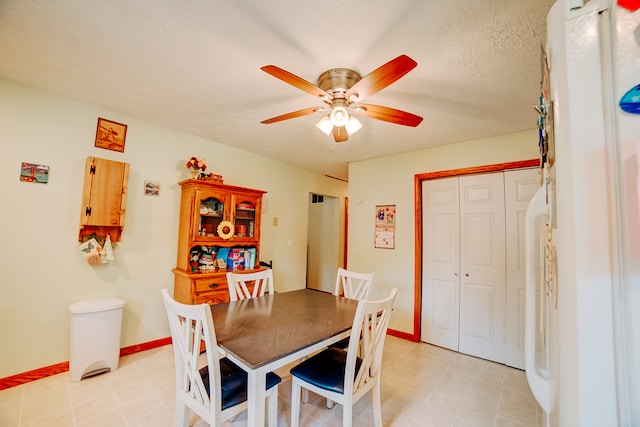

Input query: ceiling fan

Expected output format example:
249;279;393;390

260;54;423;143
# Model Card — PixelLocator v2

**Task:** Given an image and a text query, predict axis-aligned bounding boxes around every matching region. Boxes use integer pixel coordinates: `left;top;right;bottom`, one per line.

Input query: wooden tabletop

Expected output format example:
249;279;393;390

210;289;359;369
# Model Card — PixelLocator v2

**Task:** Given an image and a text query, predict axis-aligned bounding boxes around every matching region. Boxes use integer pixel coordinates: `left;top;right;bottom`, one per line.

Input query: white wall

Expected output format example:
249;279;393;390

347;131;539;334
0;78;347;378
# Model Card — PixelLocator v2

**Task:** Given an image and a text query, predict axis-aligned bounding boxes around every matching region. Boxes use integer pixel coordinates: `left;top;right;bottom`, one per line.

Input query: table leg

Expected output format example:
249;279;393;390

247;370;267;426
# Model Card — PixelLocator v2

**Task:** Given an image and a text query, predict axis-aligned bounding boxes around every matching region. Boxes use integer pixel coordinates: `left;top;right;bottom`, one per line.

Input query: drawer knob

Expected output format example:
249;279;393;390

208;282;219;289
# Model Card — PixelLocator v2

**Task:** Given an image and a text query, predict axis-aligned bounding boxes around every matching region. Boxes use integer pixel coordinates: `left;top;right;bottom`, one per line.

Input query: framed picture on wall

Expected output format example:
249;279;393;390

144;180;160;196
95;117;127;152
19;162;49;184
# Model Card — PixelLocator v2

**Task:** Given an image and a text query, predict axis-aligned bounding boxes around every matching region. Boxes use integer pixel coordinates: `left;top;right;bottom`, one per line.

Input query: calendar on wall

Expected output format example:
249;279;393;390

374;205;396;249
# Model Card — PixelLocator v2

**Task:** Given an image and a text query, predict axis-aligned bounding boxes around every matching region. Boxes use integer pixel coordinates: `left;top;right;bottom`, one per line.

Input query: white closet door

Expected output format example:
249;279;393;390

421;177;460;350
504;168;541;369
458;173;506;363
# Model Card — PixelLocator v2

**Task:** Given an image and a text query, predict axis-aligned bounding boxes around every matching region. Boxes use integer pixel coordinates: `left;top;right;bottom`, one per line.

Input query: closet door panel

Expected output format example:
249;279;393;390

463;283;495;340
504;168;541;368
458;173;506;363
430;278;459;344
421;177;460;350
463;213;494;266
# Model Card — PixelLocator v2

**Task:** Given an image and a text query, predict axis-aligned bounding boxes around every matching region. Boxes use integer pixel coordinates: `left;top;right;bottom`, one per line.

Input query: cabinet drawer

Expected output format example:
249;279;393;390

193;290;229;305
193;276;228;293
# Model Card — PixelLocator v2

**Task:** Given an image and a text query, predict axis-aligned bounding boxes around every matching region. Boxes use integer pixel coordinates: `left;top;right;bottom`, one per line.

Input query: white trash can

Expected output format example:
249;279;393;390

68;297;125;382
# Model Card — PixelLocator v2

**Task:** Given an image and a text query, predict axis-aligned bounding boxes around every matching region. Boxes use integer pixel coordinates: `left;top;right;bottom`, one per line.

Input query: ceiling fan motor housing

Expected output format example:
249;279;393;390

317;68;362;100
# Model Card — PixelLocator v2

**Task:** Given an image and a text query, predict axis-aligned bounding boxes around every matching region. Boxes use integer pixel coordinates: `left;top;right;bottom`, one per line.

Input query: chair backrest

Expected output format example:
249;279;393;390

161;289;222;424
344;288;397;397
226;269;274;301
334;268;374;300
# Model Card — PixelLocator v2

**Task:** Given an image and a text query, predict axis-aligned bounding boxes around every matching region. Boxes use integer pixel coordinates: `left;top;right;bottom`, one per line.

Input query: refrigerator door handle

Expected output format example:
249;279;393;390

524;185;553;413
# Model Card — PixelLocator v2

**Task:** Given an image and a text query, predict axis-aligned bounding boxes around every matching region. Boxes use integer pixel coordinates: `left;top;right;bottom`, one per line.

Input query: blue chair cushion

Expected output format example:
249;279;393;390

289;347;362;394
200;357;282;410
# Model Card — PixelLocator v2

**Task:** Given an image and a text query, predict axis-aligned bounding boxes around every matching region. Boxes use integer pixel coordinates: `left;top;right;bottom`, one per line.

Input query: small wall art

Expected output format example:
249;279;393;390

374;204;396;249
95;117;127;152
20;162;49;184
144;180;160;197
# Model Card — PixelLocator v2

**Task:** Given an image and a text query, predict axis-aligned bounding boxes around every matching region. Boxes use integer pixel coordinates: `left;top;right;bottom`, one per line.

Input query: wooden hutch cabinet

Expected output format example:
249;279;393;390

172;179;266;305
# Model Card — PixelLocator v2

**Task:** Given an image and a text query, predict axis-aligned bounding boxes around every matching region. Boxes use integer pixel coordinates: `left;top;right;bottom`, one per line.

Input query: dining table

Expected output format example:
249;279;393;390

209;288;359;427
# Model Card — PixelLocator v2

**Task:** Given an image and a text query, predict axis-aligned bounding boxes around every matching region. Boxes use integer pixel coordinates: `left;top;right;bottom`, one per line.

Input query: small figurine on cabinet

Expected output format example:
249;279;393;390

201;172;224;184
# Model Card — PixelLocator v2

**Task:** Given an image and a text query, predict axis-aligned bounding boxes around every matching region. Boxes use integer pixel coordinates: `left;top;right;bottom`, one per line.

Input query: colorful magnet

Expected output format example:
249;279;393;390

618;0;640;11
620;84;640;114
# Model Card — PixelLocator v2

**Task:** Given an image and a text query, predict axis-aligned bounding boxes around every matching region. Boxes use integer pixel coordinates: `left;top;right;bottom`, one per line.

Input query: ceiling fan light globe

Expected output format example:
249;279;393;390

345;116;362;135
316;116;333;135
330;106;349;127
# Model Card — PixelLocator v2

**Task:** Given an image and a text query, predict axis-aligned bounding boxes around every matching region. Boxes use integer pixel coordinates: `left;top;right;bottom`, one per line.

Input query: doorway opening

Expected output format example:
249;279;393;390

306;193;340;293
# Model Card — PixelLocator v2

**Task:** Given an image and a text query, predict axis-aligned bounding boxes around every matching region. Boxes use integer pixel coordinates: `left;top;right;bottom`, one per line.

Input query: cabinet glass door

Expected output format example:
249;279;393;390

233;196;257;239
197;193;226;239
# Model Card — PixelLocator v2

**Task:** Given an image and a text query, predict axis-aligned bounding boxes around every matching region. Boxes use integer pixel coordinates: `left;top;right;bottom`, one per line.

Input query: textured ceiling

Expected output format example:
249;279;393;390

0;0;555;181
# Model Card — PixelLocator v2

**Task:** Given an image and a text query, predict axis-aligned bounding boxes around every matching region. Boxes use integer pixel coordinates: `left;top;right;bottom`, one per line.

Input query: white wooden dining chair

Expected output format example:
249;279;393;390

226;269;274;301
323;268;375;408
331;269;375;353
334;268;374;300
289;288;397;427
160;289;280;427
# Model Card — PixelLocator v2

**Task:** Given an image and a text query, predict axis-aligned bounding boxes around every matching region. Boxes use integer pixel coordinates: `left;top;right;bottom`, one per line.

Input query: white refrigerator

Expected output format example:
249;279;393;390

525;0;640;425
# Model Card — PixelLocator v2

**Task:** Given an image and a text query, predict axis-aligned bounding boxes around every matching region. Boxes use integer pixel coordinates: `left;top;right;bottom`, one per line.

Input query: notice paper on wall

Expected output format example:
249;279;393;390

374;205;396;249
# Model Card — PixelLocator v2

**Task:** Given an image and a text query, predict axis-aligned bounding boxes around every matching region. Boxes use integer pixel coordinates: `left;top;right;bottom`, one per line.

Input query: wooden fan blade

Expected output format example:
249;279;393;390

261;107;325;124
332;126;349;142
261;65;331;100
353;104;423;127
346;55;417;102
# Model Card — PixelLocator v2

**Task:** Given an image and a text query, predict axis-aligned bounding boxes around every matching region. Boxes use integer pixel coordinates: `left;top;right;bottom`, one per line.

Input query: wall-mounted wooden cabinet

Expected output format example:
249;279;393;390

172;179;266;304
78;157;129;242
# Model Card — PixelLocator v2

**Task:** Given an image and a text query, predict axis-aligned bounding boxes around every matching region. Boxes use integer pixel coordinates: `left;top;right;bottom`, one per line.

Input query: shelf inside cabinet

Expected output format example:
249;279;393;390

235;213;254;219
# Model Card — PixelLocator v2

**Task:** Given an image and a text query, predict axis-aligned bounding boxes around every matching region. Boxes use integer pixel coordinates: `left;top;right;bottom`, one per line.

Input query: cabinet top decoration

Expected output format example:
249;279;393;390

185;156;207;171
178;179;267;195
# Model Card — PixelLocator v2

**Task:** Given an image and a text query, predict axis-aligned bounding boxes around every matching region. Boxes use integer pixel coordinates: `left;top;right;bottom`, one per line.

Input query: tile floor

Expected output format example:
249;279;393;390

0;336;543;426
